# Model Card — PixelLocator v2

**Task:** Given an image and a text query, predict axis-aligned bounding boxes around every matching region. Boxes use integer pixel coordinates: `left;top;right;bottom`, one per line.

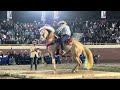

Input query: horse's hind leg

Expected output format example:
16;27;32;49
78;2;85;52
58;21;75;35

77;58;82;69
77;57;82;70
72;56;82;73
72;63;78;73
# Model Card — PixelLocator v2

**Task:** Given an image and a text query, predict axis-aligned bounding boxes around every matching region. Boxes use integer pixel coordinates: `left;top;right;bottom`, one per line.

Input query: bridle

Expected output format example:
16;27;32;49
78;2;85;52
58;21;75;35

40;29;59;48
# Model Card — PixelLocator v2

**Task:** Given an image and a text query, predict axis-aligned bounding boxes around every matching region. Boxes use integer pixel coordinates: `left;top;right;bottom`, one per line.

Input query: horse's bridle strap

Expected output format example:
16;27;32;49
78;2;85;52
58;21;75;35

47;43;54;47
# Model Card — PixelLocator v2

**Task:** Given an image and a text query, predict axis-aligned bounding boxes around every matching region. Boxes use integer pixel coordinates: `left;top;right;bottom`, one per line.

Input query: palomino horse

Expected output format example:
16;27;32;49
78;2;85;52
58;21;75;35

39;26;94;73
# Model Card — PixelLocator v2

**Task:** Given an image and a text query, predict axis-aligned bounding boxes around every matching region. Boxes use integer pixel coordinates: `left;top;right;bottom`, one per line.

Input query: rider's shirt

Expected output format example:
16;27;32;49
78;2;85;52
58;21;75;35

56;24;71;36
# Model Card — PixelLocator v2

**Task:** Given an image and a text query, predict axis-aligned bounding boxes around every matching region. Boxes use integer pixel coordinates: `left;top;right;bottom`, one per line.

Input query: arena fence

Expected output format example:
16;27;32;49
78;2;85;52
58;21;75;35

0;44;120;63
0;44;46;46
0;43;119;46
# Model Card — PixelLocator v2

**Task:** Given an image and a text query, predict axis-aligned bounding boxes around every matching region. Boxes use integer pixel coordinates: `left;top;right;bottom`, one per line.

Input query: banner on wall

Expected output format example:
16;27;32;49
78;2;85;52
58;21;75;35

7;11;12;19
101;11;106;18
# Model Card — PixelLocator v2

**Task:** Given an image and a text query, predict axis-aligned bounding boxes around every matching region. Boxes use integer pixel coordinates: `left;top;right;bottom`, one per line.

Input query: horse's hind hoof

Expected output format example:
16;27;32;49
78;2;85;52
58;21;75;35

72;70;77;73
53;69;57;74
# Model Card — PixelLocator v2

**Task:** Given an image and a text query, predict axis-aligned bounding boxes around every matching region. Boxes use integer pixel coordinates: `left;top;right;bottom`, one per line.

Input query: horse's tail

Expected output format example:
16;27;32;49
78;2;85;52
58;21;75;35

82;46;94;70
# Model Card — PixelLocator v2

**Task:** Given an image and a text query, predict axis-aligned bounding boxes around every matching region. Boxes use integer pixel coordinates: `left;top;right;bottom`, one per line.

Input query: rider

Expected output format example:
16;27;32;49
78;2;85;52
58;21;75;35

55;21;71;55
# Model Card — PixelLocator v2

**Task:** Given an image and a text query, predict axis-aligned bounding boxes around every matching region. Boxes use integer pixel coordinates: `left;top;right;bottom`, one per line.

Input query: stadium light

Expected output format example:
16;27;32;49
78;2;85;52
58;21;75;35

54;11;59;20
28;11;60;23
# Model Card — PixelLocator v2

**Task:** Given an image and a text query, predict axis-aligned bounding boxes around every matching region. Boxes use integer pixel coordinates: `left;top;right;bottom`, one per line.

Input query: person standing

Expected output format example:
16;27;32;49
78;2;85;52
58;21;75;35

30;41;39;70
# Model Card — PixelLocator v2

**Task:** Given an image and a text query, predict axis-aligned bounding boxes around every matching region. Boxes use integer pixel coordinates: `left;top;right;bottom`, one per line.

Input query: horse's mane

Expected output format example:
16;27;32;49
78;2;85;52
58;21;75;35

39;26;55;33
39;26;56;39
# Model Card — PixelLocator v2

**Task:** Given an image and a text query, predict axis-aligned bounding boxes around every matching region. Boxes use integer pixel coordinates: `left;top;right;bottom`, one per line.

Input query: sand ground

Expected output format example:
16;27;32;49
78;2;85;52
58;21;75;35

0;63;120;79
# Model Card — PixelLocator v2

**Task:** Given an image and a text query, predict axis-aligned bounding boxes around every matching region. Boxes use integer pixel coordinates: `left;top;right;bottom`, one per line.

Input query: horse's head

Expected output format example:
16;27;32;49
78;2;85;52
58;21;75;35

39;26;55;42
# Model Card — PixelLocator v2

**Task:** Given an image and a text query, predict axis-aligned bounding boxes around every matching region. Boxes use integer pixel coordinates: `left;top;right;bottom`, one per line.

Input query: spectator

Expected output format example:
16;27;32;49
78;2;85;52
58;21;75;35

30;41;39;70
8;51;16;65
0;51;3;58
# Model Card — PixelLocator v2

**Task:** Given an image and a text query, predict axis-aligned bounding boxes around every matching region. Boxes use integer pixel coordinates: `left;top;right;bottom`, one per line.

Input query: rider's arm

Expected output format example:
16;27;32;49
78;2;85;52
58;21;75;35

55;29;60;35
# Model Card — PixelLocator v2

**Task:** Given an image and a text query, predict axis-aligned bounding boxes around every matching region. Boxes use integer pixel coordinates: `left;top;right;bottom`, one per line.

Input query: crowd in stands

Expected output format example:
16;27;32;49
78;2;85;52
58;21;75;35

0;18;120;44
68;18;120;44
0;21;43;44
0;49;42;65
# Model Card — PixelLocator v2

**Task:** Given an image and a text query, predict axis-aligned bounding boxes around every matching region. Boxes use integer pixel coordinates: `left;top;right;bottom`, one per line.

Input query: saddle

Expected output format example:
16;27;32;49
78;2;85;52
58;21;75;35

65;37;72;45
55;35;72;45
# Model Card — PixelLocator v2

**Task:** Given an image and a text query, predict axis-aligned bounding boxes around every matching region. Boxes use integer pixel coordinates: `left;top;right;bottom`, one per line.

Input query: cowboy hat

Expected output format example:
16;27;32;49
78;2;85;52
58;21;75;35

58;21;67;25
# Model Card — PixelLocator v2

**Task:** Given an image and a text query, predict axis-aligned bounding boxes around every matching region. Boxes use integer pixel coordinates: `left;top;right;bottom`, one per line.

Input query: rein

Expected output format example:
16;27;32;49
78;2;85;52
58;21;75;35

47;42;54;47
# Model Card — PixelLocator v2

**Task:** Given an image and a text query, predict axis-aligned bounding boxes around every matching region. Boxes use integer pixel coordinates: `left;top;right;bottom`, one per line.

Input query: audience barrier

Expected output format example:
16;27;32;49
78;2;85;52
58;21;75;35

0;44;120;64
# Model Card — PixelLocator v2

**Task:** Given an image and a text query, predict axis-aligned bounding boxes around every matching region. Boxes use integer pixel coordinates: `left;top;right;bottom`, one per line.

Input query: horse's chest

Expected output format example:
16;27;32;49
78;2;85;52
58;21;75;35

47;38;53;44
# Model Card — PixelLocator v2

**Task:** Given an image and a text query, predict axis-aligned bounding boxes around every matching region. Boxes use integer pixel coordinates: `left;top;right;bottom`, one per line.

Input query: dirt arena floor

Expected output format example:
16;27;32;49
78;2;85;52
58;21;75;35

0;63;120;79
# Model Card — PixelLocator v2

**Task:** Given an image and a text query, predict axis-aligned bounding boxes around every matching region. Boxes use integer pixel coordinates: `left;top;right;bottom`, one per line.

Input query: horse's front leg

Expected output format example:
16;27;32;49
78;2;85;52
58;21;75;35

51;51;56;74
48;44;57;74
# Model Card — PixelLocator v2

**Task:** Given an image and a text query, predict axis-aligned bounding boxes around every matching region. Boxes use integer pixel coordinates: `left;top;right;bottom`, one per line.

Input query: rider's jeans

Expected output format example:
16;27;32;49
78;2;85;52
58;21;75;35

60;34;70;50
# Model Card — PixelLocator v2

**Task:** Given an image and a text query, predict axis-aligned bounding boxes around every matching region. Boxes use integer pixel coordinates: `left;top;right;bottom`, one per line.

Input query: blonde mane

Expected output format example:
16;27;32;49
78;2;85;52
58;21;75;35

39;26;55;33
39;26;56;43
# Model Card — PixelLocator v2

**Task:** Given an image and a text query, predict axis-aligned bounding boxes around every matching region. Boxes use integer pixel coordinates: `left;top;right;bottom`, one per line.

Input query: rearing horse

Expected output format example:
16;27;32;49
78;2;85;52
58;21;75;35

39;26;94;73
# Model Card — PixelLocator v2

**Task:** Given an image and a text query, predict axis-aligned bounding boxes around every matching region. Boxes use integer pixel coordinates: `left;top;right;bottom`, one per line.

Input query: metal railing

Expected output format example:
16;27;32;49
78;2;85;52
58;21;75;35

83;43;120;45
0;43;119;46
0;44;46;46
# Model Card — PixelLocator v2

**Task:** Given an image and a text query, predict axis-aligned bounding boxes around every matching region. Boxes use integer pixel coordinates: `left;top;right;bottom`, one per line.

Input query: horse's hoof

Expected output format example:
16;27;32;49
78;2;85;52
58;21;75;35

72;70;77;73
74;70;78;73
72;69;74;73
53;69;57;74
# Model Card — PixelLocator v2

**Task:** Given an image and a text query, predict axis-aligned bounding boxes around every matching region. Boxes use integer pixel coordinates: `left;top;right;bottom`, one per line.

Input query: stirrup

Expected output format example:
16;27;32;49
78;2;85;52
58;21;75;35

61;50;66;55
